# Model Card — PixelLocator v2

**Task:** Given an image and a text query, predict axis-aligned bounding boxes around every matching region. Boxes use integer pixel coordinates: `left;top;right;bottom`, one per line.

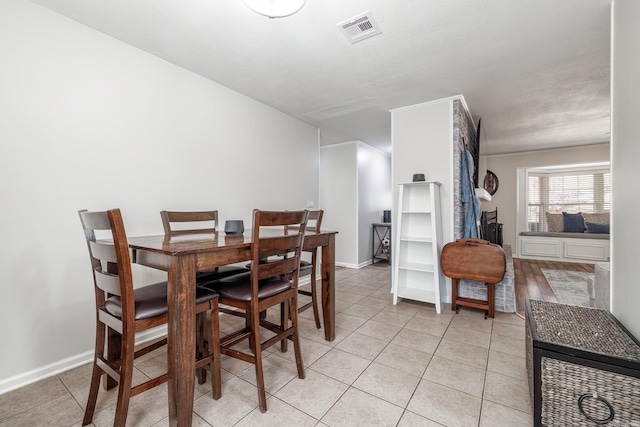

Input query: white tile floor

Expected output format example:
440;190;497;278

0;263;533;426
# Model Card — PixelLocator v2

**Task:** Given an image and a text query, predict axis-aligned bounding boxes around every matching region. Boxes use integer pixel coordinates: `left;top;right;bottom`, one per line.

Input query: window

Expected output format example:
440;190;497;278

527;167;611;232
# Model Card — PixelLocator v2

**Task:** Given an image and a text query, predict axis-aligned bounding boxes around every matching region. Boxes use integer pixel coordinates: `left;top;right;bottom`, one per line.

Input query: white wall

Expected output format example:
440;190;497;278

611;0;640;338
357;143;392;266
0;0;319;391
320;141;391;268
320;143;358;267
480;144;610;249
391;98;455;244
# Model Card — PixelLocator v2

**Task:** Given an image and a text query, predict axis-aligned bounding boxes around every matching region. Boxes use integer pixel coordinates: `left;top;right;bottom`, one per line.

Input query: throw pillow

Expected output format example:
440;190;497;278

545;212;564;232
585;221;610;234
583;212;610;225
562;212;585;232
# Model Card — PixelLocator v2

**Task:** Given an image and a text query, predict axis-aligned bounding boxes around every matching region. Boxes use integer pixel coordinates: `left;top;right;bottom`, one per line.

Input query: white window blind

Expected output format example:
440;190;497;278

527;169;611;232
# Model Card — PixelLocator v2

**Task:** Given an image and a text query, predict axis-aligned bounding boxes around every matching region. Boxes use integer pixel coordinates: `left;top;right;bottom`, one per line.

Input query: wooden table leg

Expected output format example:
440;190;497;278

167;254;196;427
321;233;335;341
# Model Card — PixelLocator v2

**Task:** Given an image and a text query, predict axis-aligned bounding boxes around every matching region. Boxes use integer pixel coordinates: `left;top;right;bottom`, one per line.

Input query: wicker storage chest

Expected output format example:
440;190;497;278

526;299;640;426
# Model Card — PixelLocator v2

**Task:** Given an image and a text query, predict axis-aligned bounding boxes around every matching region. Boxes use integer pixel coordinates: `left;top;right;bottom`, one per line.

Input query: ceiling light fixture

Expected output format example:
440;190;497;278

240;0;307;19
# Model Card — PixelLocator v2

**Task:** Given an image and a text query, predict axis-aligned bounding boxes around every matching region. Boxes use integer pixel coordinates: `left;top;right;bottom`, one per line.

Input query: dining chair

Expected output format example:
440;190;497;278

79;209;221;427
160;210;249;282
291;209;323;329
203;209;309;412
246;210;324;329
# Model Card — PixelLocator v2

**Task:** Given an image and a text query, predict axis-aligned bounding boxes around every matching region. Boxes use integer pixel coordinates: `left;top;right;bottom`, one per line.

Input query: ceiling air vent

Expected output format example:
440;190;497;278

337;11;382;44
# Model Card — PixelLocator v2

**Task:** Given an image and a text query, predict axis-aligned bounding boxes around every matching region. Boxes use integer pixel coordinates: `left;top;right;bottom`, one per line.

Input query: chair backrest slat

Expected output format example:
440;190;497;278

257;210;304;228
80;211;112;231
89;240;118;264
257;256;299;281
258;235;301;258
160;210;219;236
94;270;122;295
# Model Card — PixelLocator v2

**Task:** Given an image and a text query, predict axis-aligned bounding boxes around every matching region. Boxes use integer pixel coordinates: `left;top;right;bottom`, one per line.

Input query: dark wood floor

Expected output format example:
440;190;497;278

514;258;595;317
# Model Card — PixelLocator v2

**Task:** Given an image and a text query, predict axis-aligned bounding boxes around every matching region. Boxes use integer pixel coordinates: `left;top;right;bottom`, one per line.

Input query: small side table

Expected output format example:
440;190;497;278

440;238;506;318
372;222;391;264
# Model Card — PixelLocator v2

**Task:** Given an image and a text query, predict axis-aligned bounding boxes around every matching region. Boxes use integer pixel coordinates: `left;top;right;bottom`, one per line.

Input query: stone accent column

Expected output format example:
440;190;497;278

594;262;611;312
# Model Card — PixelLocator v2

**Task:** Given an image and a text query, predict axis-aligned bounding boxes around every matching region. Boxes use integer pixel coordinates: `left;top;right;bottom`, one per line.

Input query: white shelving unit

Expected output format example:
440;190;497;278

393;181;444;313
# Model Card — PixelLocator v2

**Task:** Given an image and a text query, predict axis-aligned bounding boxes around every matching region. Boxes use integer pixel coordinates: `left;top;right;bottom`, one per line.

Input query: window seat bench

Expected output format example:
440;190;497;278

517;232;610;263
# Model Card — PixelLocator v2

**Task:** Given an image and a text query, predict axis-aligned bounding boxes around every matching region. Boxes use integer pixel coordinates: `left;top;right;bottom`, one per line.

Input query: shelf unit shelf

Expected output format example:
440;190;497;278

399;236;433;243
401;210;432;214
393;181;444;313
396;288;436;304
397;261;435;273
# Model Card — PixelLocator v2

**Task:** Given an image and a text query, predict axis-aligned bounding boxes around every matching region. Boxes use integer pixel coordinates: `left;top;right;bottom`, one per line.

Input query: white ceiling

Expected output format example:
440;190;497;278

31;0;612;155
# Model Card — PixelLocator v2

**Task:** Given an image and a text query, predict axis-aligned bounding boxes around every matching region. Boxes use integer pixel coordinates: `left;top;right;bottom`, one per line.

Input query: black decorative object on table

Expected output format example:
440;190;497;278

224;220;244;234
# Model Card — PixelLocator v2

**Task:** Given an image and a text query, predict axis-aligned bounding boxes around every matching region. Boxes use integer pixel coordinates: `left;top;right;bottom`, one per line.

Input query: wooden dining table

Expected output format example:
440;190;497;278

126;229;337;427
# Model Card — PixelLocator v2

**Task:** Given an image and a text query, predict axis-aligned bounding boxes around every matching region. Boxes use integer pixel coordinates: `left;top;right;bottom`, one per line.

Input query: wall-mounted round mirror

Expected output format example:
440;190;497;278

483;170;499;195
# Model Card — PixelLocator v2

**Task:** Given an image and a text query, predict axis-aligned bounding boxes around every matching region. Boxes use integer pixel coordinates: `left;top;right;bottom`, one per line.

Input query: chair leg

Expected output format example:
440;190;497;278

487;283;495;318
113;332;135;427
196;312;207;385
82;323;105;426
104;327;120;390
289;295;305;379
451;278;459;313
82;363;102;426
280;301;289;353
210;301;222;400
250;310;268;412
310;260;321;329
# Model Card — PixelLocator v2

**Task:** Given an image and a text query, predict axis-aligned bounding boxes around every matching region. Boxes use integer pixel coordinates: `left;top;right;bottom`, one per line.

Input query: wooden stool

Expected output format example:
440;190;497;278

441;238;506;318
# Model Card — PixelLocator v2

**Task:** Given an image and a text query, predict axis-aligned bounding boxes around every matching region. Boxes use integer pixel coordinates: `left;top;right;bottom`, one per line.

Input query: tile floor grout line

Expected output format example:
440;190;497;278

476;318;495;427
56;372;89;424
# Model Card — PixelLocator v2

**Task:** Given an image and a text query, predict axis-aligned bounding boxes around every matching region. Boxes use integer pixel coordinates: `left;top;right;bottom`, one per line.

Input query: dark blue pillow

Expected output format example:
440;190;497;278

585;221;609;234
562;212;585;232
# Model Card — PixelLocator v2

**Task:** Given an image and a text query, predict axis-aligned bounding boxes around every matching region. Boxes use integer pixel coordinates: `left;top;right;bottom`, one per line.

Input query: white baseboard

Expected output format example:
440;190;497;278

0;328;166;395
335;260;391;269
336;262;361;269
358;260;373;269
0;350;93;395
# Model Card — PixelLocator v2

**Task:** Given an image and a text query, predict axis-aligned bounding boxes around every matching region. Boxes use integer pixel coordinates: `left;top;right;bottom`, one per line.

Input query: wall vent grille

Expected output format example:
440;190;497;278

337;11;382;44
